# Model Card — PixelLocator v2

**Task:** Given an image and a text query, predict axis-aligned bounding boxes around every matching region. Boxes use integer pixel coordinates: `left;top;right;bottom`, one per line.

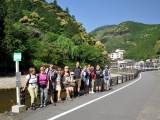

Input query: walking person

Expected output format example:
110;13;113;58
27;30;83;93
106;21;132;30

85;64;91;94
44;61;57;106
22;68;38;110
72;62;82;97
89;66;95;94
37;67;49;108
95;65;103;93
56;67;64;103
62;66;73;101
103;65;112;91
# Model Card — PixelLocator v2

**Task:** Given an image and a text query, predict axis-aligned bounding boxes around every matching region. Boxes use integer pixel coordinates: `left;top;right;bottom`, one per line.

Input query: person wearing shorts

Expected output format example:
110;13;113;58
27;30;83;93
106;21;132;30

95;65;103;93
44;61;56;106
56;67;64;103
70;72;76;99
103;65;112;91
89;66;95;94
72;62;82;97
62;66;73;101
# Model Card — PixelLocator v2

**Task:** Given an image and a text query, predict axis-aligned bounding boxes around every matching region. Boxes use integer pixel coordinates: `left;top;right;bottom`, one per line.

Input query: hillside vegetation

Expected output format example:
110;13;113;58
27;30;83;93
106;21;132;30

0;0;109;75
89;21;160;61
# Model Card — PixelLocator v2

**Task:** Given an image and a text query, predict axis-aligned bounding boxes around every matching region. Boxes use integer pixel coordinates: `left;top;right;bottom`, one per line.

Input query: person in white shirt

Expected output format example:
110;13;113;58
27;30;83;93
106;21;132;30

22;68;38;110
103;65;112;91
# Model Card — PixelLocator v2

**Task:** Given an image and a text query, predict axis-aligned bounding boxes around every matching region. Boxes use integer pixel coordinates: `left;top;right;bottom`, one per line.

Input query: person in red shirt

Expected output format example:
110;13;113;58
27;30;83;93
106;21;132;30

89;66;95;94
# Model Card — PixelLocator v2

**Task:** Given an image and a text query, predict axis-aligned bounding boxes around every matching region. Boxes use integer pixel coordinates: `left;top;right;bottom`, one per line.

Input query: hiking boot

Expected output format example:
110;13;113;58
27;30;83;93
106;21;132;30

78;94;81;97
39;105;43;108
66;97;69;100
58;100;64;103
91;91;95;94
30;106;33;110
68;97;73;101
52;101;56;106
43;104;47;107
32;106;36;110
72;96;76;99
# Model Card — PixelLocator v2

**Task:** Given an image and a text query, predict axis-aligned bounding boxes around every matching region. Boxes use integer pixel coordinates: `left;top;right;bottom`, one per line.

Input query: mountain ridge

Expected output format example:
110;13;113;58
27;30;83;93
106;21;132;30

89;21;160;61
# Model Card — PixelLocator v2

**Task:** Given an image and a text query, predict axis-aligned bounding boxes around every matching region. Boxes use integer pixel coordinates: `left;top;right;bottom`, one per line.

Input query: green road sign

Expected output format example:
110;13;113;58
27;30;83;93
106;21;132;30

14;52;22;61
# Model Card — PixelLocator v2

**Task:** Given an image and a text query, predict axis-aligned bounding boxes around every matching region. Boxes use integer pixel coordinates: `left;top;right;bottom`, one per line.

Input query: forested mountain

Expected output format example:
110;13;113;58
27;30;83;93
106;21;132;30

0;0;109;75
89;21;160;61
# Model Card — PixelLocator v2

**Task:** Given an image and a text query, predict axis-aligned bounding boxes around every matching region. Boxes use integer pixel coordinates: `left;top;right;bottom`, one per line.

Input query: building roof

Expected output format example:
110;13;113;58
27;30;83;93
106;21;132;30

108;47;124;53
117;46;124;50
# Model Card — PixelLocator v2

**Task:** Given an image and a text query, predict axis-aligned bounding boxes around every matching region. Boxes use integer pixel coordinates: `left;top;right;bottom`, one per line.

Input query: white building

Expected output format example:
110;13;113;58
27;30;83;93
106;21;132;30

108;47;124;60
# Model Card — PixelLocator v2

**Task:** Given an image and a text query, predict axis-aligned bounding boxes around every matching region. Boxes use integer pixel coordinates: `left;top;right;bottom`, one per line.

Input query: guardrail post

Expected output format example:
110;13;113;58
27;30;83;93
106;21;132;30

54;89;57;102
110;79;112;86
126;75;127;82
21;88;25;105
122;76;123;83
117;76;118;84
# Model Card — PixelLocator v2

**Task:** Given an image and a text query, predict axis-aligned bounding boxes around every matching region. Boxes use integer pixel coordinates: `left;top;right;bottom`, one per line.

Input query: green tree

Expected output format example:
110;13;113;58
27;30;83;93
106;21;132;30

71;15;75;20
65;7;69;14
20;0;32;11
53;0;57;6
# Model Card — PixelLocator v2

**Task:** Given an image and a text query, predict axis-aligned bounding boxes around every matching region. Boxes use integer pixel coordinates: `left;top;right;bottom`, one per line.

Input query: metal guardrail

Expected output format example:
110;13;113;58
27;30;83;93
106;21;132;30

21;69;158;105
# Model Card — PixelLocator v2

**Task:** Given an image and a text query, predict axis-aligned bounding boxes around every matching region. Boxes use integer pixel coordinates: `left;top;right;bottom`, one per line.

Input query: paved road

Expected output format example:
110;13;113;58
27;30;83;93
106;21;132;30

13;71;160;120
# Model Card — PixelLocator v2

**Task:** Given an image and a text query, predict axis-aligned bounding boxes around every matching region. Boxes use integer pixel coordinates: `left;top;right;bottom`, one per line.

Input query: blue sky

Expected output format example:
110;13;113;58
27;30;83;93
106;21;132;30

46;0;160;33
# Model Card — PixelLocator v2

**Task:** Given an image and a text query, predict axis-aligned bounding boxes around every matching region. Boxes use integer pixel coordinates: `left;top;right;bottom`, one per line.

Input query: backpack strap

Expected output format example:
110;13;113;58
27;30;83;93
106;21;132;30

37;73;40;85
47;67;50;75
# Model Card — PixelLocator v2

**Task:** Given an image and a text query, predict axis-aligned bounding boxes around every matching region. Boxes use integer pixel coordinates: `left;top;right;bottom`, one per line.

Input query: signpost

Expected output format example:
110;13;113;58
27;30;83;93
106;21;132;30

12;52;26;113
14;52;22;106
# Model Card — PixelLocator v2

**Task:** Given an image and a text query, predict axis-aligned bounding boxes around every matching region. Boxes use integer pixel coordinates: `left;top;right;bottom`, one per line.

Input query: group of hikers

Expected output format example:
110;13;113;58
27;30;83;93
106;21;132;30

22;61;112;110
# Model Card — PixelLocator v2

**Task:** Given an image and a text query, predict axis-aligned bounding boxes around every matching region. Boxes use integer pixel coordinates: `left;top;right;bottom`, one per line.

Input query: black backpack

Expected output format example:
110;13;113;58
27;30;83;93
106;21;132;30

26;74;36;87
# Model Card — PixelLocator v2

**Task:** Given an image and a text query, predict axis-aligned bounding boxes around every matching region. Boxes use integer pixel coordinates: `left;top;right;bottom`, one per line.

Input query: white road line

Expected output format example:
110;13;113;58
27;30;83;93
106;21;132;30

48;73;142;120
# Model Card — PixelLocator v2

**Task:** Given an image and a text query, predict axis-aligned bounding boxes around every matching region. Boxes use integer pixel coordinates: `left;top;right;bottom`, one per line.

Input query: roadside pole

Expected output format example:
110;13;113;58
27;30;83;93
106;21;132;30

16;61;20;105
12;52;26;113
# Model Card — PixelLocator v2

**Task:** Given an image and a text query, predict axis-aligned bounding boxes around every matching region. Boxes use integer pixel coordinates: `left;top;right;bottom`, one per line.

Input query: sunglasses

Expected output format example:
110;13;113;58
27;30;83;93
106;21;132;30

65;68;69;69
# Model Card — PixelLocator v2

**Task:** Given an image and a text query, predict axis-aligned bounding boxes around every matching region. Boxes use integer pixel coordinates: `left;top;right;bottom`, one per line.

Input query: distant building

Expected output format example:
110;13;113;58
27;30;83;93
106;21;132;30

108;47;124;60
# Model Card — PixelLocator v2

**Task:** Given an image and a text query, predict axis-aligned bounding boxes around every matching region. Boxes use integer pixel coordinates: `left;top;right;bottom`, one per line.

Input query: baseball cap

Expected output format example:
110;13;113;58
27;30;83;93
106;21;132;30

105;65;108;68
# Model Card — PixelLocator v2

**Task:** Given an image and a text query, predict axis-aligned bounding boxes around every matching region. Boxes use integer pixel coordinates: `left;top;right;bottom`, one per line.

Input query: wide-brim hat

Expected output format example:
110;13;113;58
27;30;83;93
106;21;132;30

50;61;55;65
105;65;108;68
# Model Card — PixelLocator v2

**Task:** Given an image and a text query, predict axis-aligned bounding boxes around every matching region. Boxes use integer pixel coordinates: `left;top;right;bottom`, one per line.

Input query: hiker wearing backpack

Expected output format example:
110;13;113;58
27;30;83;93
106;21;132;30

22;68;38;110
37;67;49;108
103;65;112;91
44;61;57;106
72;62;82;97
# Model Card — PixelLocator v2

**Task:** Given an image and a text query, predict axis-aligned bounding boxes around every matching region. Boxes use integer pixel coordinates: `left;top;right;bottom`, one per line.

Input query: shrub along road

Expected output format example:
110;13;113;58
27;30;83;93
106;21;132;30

6;71;160;120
